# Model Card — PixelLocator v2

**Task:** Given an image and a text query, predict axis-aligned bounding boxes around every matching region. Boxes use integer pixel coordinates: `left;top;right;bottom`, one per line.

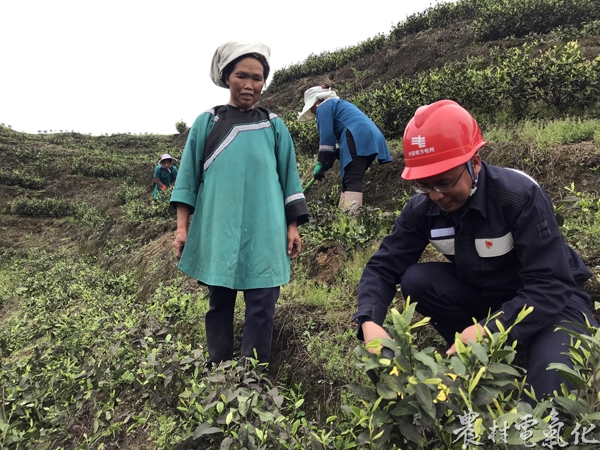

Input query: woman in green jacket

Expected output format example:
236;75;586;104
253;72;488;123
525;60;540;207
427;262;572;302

170;41;309;368
152;153;178;198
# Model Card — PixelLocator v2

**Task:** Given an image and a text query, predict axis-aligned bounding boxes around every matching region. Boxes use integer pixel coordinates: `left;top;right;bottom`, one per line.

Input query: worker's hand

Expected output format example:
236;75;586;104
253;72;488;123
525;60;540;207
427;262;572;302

174;229;187;260
287;221;302;259
161;184;168;191
313;162;326;180
362;321;390;354
446;323;487;355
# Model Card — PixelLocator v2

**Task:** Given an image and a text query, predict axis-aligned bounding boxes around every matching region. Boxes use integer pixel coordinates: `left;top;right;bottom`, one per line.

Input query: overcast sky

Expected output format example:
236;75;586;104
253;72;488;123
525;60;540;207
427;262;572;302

0;0;438;136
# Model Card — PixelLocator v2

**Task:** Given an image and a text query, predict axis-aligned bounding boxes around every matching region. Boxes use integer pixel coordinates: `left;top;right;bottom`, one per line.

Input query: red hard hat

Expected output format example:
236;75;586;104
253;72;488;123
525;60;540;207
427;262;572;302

401;100;487;180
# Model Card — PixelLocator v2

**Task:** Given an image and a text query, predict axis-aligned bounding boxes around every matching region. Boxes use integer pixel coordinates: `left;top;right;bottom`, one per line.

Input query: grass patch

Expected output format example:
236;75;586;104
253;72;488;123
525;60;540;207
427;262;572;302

484;118;600;147
520;118;600;147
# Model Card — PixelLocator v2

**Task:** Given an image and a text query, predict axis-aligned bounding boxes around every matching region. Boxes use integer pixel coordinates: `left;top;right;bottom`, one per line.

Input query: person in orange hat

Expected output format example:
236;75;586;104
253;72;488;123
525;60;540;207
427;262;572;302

153;153;178;198
352;99;596;402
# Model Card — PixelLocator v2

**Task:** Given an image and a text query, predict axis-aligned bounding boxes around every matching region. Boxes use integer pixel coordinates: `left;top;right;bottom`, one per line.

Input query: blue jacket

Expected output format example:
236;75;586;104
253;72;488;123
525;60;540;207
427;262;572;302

352;162;591;342
316;98;391;178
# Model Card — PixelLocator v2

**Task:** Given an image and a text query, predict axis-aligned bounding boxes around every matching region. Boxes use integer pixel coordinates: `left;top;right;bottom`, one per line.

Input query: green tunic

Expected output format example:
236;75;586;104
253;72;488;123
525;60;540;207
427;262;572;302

153;164;178;198
171;106;309;289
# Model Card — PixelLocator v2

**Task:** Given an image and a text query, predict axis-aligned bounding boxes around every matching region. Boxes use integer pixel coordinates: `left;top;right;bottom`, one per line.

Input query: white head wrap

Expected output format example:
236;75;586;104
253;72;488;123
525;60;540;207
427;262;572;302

209;41;271;89
297;86;339;122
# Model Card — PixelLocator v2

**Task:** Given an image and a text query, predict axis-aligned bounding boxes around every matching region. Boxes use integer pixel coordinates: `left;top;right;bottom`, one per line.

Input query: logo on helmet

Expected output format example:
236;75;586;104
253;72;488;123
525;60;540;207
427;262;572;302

411;135;426;148
485;240;493;249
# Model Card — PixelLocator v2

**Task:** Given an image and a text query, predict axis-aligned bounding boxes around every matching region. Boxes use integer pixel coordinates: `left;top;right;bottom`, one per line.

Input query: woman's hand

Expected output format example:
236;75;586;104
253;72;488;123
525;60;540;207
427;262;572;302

174;203;191;260
174;229;187;260
287;220;302;259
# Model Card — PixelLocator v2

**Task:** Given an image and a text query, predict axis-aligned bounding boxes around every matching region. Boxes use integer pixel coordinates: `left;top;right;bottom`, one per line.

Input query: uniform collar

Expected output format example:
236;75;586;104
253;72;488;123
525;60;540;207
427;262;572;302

468;162;487;219
425;162;488;219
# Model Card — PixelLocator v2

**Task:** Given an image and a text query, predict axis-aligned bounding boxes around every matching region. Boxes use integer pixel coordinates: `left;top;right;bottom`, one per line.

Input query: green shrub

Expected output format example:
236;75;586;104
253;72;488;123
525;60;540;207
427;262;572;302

348;300;600;448
11;197;75;217
10;197;108;228
74;204;109;228
555;183;600;259
391;0;480;40
175;119;188;134
116;181;146;204
0;251;138;446
0;169;45;189
348;41;599;143
281;111;320;156
122;186;175;223
541;19;600;42
301;200;397;252
474;0;600;41
77;133;161;151
72;157;130;178
270;0;600;89
269;34;389;89
0;249;354;449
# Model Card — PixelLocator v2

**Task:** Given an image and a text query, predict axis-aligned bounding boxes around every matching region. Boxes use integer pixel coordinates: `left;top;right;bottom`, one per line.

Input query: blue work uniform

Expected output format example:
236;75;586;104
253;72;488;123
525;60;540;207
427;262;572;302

352;161;596;400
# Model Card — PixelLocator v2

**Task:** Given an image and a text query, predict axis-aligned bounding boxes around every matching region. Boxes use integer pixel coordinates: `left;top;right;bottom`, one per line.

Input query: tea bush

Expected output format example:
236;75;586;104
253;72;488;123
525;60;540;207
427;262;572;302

11;197;75;217
281;111;320;156
0;251;138;446
116;181;146;204
391;0;480;40
74;203;109;228
301;199;397;252
474;0;600;41
269;35;388;89
285;42;600;153
270;0;599;87
122;185;176;223
354;41;599;141
537;19;600;43
72;157;130;178
348;300;600;448
555;183;600;260
0;169;45;190
10;197;109;229
75;133;162;151
0;251;355;449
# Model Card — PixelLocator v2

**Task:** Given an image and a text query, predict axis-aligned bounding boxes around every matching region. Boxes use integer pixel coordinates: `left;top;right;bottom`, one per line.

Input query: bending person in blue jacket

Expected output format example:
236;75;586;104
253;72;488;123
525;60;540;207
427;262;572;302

298;86;391;211
352;100;597;403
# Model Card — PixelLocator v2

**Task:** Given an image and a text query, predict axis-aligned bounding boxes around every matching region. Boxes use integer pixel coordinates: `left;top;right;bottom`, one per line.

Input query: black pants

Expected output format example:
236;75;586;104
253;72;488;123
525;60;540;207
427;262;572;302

205;285;280;366
342;130;376;192
400;262;597;401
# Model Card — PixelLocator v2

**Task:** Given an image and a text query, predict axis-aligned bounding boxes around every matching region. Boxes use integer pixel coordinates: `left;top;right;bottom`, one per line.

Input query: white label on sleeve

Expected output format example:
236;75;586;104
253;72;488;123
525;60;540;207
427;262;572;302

430;227;455;238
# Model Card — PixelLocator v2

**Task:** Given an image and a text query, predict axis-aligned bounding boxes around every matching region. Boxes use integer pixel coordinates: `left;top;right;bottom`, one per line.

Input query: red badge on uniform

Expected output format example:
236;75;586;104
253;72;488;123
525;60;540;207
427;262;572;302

485;240;493;249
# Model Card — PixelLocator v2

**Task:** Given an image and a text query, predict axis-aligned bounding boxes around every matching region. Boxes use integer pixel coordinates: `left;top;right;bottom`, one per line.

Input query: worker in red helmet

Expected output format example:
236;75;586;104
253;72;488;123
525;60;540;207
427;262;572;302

352;99;597;402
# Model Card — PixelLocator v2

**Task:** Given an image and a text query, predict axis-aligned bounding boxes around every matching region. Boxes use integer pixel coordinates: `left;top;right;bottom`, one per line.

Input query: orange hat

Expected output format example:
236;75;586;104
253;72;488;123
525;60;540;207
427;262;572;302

402;100;486;180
